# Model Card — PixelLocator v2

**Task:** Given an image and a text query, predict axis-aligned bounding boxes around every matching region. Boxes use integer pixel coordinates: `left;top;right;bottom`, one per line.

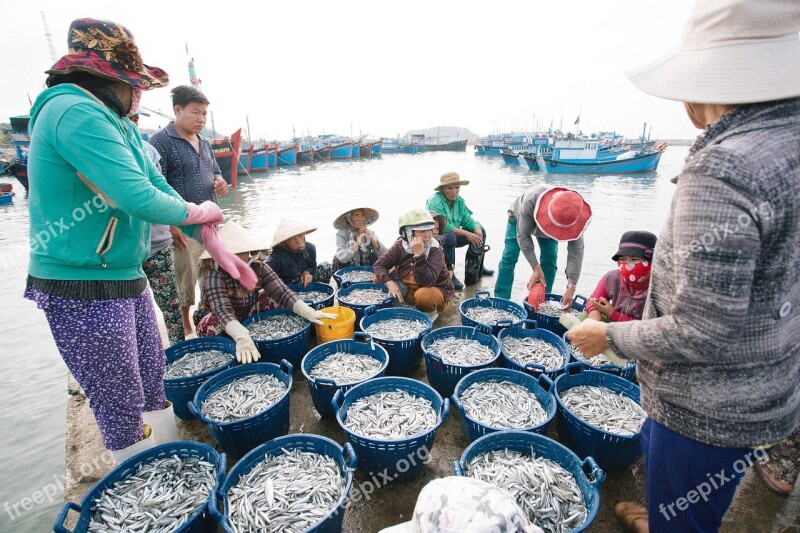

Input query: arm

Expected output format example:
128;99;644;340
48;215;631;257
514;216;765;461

426;194;454;233
585;277;610;320
204;270;237;327
373;243;404;283
413;247;446;287
516;212;540;268
457;198;480;232
564;237;584;285
255;262;299;309
334;229;356;263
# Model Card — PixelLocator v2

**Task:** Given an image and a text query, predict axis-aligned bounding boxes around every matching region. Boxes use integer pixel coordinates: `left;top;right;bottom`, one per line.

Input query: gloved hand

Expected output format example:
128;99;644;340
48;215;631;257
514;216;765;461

224;320;260;364
201;225;258;290
183;201;224;226
292;300;337;326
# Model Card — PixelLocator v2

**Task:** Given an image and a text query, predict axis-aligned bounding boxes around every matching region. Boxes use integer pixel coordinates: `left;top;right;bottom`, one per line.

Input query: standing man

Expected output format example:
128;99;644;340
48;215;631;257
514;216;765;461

149;85;229;338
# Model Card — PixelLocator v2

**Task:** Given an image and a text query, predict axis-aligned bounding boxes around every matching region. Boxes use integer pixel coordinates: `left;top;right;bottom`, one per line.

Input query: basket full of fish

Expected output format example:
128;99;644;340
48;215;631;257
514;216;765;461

524;294;587;338
360;306;432;375
332;376;449;482
498;320;571;380
421;325;501;399
188;361;293;458
332;265;376;287
554;364;647;472
460;291;527;336
301;332;389;419
54;442;225;533
453;430;604;533
163;337;237;420
451;367;557;443
288;281;336;311
562;331;637;381
213;434;356;533
241;309;311;367
335;281;394;327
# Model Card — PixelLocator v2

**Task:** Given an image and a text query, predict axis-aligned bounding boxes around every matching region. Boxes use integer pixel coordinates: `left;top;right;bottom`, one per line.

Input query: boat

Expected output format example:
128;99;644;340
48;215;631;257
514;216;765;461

424;139;468;152
0;191;12;205
521;153;541;170
359;141;374;157
350;142;360;159
212;128;242;186
371;139;382;156
297;143;314;164
330;141;353;160
7;115;30;191
537;139;665;173
239;143;268;172
500;150;523;165
381;139;419;154
277;144;298;166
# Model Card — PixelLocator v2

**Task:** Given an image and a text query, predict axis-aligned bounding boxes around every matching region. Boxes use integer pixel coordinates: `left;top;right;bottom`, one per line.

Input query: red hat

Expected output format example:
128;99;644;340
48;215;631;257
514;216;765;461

533;187;592;241
46;18;168;90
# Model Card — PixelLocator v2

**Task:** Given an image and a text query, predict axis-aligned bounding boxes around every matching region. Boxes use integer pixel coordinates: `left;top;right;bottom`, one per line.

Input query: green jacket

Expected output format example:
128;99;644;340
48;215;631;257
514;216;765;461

27;84;189;281
426;191;480;233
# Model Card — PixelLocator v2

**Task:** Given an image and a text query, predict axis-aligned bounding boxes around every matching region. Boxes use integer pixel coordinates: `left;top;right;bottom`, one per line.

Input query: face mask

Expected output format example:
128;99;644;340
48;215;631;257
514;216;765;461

618;259;651;284
127;87;143;117
248;251;267;265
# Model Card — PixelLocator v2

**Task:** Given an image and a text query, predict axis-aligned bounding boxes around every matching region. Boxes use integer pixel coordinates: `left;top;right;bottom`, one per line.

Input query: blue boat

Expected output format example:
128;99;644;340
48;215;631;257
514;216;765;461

297;144;314;163
329;141;353;160
350;142;360;158
500;150;522;165
240;145;268;172
277;145;297;165
371;140;382;155
267;147;277;167
537;143;664;173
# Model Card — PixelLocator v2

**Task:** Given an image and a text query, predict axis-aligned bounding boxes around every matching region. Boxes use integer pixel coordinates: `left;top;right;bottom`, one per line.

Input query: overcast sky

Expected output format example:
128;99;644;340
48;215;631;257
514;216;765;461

1;0;701;141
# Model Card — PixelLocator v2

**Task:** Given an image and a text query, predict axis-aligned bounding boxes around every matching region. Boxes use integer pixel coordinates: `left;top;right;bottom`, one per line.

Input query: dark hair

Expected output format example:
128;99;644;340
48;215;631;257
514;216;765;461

45;71;126;117
171;85;210;107
430;212;447;235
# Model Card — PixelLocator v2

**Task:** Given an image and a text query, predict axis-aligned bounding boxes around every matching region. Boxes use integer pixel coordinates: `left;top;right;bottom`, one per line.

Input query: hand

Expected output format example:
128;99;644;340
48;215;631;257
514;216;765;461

169;226;188;250
301;271;313;287
410;235;425;256
183;201;224;226
527;265;545;290
201;225;258;290
466;230;483;248
590;296;614;318
223;320;260;364
566;319;609;357
385;280;404;303
561;286;576;309
213;176;229;197
292;300;336;325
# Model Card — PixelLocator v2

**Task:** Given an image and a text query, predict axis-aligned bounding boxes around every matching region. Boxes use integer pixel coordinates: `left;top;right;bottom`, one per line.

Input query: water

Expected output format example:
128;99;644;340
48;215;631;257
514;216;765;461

0;146;686;531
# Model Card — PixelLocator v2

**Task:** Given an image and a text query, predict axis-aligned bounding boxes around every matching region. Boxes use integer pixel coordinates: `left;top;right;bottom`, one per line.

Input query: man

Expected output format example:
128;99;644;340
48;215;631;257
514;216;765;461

149;85;229;338
426;171;492;290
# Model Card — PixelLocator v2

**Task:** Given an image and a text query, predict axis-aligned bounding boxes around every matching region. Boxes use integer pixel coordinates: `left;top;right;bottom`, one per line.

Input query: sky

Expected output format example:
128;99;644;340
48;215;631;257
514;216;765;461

1;0;701;141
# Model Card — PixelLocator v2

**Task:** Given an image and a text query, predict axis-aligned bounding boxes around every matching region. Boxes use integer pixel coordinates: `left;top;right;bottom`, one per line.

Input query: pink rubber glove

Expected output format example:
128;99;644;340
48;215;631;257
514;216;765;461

183;201;224;226
201;224;258;290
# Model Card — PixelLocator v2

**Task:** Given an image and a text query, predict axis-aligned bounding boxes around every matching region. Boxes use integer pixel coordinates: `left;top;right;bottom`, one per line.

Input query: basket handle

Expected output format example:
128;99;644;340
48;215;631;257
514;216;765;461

450;394;463;415
598;364;621;375
522;362;545;378
453;460;465;477
566;362;584;375
583;456;606;489
215;453;227;487
476;290;490;300
516;319;538;330
439;398;450;422
353;332;373;348
316;376;338;389
381;295;395;306
280;359;294;376
537;373;554;393
53;502;81;533
331;389;344;417
210;489;226;526
496;319;513;329
187;400;203;420
364;305;378;317
417;326;432;341
573;294;588;309
341;280;352;290
343;442;358;471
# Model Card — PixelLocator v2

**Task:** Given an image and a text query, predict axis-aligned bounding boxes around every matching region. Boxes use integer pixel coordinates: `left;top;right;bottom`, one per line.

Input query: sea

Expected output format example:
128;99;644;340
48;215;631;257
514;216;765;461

0;144;688;531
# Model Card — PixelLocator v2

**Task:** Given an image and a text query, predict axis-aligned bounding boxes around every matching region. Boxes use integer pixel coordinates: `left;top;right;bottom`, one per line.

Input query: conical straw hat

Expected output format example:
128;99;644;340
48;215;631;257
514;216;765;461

199;221;270;260
271;218;317;248
333;206;380;230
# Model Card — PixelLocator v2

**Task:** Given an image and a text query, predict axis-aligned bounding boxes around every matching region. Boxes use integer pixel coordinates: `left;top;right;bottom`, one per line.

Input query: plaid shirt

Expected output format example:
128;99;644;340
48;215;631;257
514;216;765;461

195;261;299;327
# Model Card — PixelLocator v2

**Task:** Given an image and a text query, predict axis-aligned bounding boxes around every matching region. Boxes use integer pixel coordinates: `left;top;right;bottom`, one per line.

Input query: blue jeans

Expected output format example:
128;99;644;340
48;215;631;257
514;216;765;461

494;218;558;299
439;226;487;271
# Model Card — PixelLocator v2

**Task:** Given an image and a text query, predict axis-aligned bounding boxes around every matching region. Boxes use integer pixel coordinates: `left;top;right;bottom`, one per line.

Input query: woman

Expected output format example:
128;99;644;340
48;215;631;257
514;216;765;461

267;218;332;286
568;1;800;531
331;206;387;271
23;18;249;463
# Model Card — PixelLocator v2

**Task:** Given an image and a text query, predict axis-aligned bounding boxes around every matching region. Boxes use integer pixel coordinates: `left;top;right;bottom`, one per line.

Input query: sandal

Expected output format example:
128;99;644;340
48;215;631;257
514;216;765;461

754;460;795;496
615;501;649;533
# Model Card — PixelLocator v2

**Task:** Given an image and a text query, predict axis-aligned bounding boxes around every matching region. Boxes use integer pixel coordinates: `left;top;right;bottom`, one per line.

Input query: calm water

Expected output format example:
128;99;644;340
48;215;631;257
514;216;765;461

0;145;687;531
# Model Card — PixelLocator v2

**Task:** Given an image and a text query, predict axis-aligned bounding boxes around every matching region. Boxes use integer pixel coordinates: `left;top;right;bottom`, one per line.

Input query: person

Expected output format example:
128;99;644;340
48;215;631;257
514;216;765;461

567;1;800;531
131;107;183;346
430;211;454;272
584;231;657;322
267;218;332;286
754;425;799;496
373;209;453;322
426;171;492;290
148;85;229;339
193;222;333;363
23;18;248;464
493;185;592;307
331;206;387;271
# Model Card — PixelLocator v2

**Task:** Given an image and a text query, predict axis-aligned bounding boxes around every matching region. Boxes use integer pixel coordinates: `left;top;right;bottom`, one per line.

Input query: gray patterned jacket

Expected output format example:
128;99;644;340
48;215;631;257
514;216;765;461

607;98;800;448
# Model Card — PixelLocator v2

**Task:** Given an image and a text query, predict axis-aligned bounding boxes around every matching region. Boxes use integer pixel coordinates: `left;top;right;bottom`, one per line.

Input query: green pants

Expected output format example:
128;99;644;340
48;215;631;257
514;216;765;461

494;218;558;299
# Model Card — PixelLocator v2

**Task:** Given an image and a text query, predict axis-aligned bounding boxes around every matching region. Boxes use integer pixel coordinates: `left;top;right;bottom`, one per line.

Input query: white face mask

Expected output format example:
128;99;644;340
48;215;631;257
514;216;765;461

248;251;268;265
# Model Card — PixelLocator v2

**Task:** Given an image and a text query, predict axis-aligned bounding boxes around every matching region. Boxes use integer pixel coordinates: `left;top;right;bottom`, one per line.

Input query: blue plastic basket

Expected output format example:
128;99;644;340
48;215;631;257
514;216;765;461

453;430;603;533
562;331;637;381
188;360;293;458
213;434;356;533
554;363;644;472
333;265;375;287
54;442;225;533
498;320;571;380
360;305;432;375
421;325;501;399
460;291;527;336
241;308;311;367
335;282;394;329
289;281;335;311
0;191;12;205
164;337;237;420
451;368;557;443
523;293;587;338
301;332;389;419
332;377;448;482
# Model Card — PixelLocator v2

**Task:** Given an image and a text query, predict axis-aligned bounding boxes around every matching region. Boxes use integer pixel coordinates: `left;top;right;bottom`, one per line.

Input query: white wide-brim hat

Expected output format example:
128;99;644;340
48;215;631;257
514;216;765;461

626;0;800;104
333;206;379;230
271;218;317;248
199;221;270;260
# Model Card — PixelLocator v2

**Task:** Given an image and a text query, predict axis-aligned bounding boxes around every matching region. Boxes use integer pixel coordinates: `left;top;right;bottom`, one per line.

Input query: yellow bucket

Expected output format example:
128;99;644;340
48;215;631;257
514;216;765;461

314;306;356;344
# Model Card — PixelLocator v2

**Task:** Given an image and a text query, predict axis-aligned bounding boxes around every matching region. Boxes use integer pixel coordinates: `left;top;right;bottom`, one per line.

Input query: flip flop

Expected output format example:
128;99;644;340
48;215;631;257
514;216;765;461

754;461;795;496
615;501;649;533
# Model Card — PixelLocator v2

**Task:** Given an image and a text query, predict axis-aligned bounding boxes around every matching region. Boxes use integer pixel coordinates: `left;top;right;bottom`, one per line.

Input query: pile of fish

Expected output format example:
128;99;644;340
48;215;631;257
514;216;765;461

569;344;635;368
295;290;330;305
339;270;376;283
247;315;307;341
338;288;387;306
344;390;437;439
536;301;566;316
201;374;287;422
463;306;519;325
364;318;428;340
164;349;231;379
460;380;547;429
88;455;216;533
468;449;587;533
427;337;496;366
226;448;344;533
502;337;566;371
309;352;383;384
560;385;646;436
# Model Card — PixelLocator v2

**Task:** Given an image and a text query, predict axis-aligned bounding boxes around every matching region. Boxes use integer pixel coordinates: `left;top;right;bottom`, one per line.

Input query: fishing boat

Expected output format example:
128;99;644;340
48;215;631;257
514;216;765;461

329;141;353;160
212;128;242;186
381;138;419;154
537;139;665;173
359;141;374;157
500;150;523;165
7;115;30;191
350;142;360;159
424;139;468;152
297;143;314;164
371;139;382;155
277;144;298;166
